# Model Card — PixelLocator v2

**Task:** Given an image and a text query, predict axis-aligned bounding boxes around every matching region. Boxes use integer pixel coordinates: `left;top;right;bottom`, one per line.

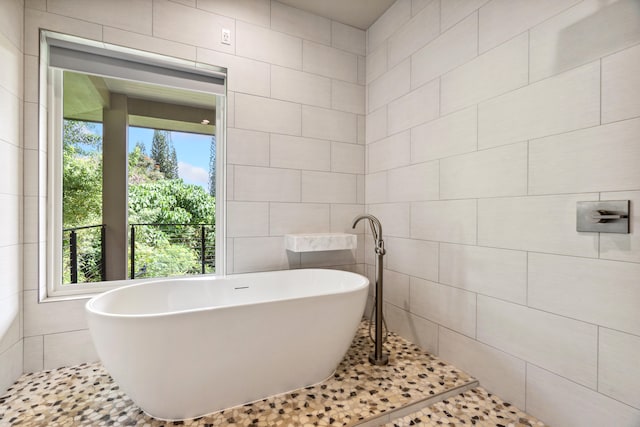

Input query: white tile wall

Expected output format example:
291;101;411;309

387;0;439;68
270;134;330;171
410;200;477;244
270;1;331;45
44;330;98;370
526;365;640;427
410;13;478;90
234;166;300;202
529;118;640;195
440;142;527;199
477;296;598;388
439;244;527;304
301;171;357;203
331;80;365;115
528;253;640;336
529;0;640;82
331;21;365;56
387;79;439;135
196;0;270;28
410;106;477;163
271;65;331;107
302;40;358;83
198;48;271;96
269;202;330;235
478;194;599;257
441;33;528;115
384;303;438;354
302;106;357;143
233;237;299;273
105;27;196;61
602;43;640;124
226;128;269;166
235;93;302;135
367;1;640;423
478;61;600;149
410;278;476;338
226;201;269;237
236;20;302;69
598;328;640;409
331;142;364;174
438;327;526;408
48;0;152;34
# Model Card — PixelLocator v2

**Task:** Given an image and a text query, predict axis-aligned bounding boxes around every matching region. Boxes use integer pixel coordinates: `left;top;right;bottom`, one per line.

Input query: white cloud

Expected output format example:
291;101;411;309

178;161;209;187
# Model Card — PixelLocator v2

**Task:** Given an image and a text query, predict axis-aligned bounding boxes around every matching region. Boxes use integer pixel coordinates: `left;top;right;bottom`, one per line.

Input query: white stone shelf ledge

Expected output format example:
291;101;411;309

284;233;357;252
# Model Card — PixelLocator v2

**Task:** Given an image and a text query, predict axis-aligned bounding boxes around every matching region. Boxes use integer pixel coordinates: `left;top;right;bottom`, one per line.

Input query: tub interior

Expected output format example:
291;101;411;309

88;269;367;316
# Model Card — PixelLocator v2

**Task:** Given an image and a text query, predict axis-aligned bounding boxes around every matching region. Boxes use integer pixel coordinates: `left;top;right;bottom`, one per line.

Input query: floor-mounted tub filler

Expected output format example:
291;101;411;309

86;268;368;420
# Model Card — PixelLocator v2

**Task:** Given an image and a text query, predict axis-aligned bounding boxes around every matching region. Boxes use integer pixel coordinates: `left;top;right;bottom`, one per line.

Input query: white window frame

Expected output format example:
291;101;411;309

39;31;227;301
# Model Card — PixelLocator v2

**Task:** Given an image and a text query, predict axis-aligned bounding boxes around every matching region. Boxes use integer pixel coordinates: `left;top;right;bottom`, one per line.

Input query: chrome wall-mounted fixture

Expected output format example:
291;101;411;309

577;200;630;233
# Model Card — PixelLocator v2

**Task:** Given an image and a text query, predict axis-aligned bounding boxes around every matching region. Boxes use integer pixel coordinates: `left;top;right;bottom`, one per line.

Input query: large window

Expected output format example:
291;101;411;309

42;32;227;298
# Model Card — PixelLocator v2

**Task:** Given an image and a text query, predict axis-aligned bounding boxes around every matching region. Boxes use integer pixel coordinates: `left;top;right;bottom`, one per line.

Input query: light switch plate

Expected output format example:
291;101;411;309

577;200;629;233
221;29;231;45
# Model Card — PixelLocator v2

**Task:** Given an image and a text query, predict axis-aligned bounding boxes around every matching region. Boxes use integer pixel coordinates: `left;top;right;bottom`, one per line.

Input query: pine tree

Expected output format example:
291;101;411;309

208;135;216;197
150;130;178;179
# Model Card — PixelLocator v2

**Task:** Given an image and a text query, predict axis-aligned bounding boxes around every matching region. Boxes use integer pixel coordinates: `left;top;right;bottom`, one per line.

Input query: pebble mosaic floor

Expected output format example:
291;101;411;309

384;387;546;427
0;322;544;427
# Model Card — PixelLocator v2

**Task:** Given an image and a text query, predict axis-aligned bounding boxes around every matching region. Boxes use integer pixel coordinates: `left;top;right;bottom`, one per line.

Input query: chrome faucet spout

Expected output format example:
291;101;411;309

352;214;382;243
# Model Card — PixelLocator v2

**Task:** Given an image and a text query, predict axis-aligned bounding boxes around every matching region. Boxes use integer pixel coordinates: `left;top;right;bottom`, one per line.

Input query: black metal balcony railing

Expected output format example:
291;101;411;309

63;224;106;284
63;223;215;284
129;223;215;279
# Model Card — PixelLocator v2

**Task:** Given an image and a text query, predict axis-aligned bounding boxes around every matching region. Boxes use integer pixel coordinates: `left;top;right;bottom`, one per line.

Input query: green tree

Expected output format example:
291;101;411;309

150;130;178;179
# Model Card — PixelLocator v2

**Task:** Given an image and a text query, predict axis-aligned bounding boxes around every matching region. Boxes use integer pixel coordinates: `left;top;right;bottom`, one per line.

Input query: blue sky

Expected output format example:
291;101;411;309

128;127;212;190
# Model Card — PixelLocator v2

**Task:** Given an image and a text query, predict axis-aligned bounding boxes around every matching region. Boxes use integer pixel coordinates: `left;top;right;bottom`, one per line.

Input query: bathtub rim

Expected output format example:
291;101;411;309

85;268;369;320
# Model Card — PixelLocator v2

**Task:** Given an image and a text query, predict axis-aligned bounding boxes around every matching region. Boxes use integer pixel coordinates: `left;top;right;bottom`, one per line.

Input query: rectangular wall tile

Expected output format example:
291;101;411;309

387;162;439;202
441;0;488;31
300;246;359;268
0;140;21;195
269;202;330;235
301;171;356;203
234;165;300;202
478;0;580;53
331;142;364;174
303;40;358;82
439;327;526;408
0;88;20;146
367;0;411;53
528;253;640;336
153;1;234;52
44;330;98;370
0;342;22;396
196;0;270;27
599;328;640;409
411;200;477;244
226;128;269;166
603;43;640;124
529;118;640;195
368;59;410;113
527;364;640;427
48;0;152;34
366;106;387;144
368;131;410;173
104;27;196;61
439;244;527;304
302;106;357;143
387;0;439;68
477;296;597;388
478;194;599;257
530;0;640;82
366;43;387;84
331;21;365;56
411;106;477;163
235;93;301;135
330;204;365;233
271;1;331;45
368;203;410;238
365;171;387;204
270;66;331;107
600;191;640;263
385;303;438;354
0;294;20;355
233;237;299;273
382;268;410;309
441;33;528;115
23;336;43;373
440;142;527;199
331;80;365;115
0;245;20;300
410;278;477;338
270;134;330;171
226;201;269;237
24;9;102;56
411;13;478;89
236;21;302;69
23;290;88;336
387;79;439;135
386;237;438;281
478;61;600;149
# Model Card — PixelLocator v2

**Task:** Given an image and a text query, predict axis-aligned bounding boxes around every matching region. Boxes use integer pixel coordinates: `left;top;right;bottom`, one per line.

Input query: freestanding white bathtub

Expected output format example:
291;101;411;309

86;268;368;420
